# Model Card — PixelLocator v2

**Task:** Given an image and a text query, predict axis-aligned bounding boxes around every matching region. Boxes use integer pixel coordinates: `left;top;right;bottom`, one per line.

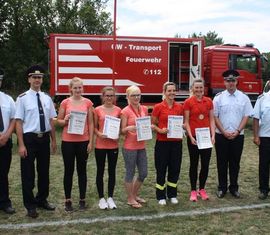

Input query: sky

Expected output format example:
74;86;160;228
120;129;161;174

105;0;270;52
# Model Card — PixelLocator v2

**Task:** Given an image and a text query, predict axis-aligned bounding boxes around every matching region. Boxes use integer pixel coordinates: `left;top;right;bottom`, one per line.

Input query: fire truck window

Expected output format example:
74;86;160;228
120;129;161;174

192;45;198;66
229;54;258;73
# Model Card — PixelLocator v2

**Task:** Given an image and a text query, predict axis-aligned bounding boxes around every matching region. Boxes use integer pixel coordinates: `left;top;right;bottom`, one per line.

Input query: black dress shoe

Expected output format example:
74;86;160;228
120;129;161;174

258;192;268;200
3;206;16;214
216;190;226;198
27;209;39;218
230;191;240;198
38;202;56;211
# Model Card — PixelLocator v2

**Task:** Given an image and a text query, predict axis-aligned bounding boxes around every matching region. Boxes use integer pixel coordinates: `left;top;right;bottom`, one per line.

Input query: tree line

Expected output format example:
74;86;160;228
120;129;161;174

0;1;269;95
0;0;113;93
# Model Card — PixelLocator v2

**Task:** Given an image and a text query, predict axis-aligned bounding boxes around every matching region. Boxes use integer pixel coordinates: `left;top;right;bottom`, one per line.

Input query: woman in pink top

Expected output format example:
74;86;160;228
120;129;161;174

57;77;94;212
121;85;148;209
94;87;121;210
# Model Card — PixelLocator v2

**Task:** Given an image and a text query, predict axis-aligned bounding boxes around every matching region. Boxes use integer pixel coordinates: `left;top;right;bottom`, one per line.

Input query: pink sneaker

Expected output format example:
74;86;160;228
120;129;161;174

189;190;198;202
198;189;209;200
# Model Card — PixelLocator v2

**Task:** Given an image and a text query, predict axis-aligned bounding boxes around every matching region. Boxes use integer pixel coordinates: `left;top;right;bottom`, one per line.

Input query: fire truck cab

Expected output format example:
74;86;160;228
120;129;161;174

204;43;265;103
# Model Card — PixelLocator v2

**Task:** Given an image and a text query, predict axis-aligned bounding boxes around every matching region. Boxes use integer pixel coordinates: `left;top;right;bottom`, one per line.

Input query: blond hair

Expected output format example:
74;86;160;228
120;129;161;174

162;81;176;100
189;79;204;97
69;77;83;95
126;85;141;104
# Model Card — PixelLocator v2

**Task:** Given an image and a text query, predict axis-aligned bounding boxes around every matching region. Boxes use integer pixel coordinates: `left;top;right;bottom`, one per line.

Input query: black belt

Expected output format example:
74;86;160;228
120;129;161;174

24;132;50;138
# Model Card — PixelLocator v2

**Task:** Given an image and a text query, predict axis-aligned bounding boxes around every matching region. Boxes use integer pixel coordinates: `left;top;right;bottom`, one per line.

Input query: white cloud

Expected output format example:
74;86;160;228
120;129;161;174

106;0;270;52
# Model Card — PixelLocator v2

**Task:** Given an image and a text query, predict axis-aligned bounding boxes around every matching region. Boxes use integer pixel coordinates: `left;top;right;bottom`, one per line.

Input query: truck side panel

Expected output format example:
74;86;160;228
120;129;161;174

50;35;169;96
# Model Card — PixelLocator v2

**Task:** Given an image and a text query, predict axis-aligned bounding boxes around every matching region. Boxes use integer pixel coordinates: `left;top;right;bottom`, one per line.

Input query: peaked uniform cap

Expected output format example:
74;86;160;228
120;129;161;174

222;69;240;81
26;65;45;77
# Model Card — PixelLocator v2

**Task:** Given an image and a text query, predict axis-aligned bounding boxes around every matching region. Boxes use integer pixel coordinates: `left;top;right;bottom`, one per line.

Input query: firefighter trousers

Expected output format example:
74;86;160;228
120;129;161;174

154;140;182;200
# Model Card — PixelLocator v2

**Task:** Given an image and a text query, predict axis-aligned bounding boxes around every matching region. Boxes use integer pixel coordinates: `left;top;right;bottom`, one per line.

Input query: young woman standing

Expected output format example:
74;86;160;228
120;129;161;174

151;82;183;205
94;87;121;209
183;79;215;202
121;85;148;209
57;77;94;211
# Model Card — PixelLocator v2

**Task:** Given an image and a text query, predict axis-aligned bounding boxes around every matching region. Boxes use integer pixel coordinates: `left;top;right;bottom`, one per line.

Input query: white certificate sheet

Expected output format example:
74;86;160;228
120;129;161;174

67;111;87;135
167;115;183;138
136;116;152;141
103;115;121;140
195;127;213;149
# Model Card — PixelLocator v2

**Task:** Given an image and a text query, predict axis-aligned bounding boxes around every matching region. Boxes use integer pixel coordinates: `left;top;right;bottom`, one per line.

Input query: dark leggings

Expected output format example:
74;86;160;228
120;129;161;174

187;137;212;191
95;148;118;198
61;141;89;200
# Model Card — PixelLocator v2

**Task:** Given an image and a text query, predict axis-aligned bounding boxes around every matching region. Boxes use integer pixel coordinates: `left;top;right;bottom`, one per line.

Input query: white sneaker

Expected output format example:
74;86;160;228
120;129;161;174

98;198;108;210
107;197;117;209
170;197;178;204
158;199;166;205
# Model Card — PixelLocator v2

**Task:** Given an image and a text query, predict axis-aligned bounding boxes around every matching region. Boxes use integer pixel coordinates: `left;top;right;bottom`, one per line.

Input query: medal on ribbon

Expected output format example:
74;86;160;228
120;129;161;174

199;114;204;120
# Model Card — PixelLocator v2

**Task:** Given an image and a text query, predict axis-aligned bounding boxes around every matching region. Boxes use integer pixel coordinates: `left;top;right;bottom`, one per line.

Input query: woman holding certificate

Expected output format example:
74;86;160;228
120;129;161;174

94;87;121;210
121;85;148;209
151;82;183;206
57;77;94;211
183;79;215;202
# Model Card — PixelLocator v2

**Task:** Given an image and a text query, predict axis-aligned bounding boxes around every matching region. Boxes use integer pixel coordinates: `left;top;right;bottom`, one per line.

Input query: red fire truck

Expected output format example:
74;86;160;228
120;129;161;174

204;43;265;103
48;33;266;105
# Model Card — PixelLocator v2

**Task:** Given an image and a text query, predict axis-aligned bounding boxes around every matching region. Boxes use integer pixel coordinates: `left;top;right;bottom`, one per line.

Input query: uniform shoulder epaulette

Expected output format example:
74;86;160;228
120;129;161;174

18;92;26;98
257;93;264;99
215;92;222;97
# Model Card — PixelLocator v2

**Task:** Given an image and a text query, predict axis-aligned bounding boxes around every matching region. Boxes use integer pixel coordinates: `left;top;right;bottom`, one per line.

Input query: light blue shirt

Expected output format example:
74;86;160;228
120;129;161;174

213;89;253;134
15;89;57;133
253;91;270;137
0;91;15;134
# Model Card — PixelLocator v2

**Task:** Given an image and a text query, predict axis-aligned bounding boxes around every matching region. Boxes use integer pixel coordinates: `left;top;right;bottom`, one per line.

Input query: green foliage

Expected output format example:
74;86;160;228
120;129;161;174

1;128;270;234
0;0;113;94
188;31;224;47
262;52;270;81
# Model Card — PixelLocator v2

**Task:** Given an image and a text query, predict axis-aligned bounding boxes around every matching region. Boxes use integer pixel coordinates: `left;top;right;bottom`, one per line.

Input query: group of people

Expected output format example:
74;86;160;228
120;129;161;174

0;65;269;219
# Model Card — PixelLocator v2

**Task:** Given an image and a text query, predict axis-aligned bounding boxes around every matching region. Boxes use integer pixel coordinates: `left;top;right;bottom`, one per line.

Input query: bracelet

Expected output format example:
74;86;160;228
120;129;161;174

237;129;241;134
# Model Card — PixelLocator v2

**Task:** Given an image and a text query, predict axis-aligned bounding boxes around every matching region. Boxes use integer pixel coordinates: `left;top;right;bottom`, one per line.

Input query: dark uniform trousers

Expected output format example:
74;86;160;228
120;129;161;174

187;137;212;190
0;138;12;209
215;133;244;193
21;132;50;210
154;141;182;200
259;137;270;194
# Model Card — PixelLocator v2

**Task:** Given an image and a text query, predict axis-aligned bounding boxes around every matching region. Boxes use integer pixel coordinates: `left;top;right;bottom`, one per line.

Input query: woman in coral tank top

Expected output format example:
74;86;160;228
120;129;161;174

94;87;121;210
57;77;94;212
121;85;149;209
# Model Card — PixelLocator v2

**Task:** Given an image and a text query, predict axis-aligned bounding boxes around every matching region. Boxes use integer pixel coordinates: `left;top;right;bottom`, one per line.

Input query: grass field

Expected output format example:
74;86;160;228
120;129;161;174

1;123;270;235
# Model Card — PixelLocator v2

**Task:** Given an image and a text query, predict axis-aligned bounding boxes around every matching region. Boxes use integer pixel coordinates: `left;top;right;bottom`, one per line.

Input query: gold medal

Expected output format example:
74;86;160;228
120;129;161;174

199;114;204;120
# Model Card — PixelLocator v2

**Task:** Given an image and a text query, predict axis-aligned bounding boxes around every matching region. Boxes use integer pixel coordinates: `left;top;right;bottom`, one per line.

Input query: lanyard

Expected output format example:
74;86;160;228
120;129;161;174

129;104;142;118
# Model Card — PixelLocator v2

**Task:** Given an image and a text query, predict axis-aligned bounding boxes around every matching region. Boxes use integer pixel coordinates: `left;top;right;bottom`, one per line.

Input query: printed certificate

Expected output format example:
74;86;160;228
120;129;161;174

195;127;213;149
167;115;183;138
103;115;121;139
67;111;87;135
136;116;152;141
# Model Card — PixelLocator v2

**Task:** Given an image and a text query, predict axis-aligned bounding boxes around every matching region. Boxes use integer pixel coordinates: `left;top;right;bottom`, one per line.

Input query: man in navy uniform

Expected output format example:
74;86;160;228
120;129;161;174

213;69;253;198
253;83;270;199
15;65;57;218
0;68;16;214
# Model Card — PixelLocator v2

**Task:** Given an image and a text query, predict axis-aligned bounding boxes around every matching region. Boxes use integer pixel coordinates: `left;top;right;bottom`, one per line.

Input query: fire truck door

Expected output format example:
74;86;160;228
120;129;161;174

189;41;202;85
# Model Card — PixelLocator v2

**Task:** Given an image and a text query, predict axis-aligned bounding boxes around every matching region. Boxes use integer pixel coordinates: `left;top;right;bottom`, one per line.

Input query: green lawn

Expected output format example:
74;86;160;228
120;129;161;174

1;124;269;235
